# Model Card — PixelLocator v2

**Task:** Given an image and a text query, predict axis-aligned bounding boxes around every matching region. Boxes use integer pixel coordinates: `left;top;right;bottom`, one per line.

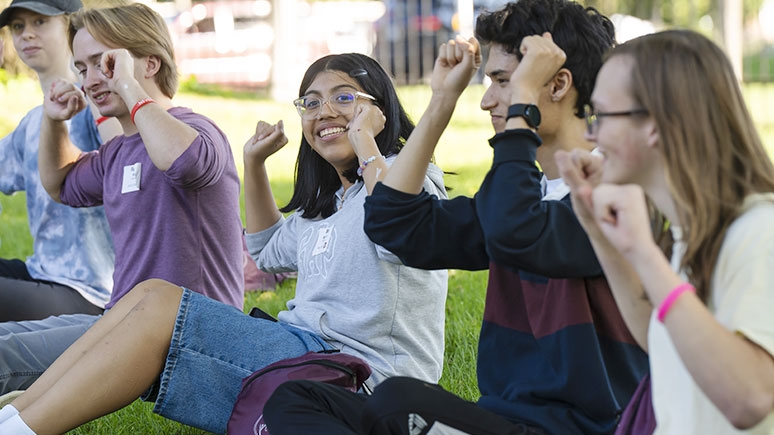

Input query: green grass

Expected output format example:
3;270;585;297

0;79;491;434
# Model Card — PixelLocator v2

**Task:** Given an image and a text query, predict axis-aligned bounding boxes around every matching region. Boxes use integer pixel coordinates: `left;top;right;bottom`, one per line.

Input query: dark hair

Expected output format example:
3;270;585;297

281;53;414;219
475;0;615;117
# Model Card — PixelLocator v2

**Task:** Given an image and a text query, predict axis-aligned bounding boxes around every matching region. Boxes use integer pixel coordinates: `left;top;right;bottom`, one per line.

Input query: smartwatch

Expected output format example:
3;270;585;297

507;104;541;129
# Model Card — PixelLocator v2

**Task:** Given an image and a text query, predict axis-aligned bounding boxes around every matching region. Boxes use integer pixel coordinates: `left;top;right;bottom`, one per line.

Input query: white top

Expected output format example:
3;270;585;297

650;193;774;434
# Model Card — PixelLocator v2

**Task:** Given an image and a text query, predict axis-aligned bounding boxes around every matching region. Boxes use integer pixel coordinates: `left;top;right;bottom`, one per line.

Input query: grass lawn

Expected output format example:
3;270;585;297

0;79;492;434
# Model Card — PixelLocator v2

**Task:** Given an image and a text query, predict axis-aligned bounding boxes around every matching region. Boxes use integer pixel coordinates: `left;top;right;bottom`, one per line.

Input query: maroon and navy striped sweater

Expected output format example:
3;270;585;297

364;129;648;434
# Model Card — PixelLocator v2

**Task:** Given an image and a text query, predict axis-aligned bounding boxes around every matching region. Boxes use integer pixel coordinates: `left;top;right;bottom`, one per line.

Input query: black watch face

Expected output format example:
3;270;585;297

525;105;541;128
508;104;541;128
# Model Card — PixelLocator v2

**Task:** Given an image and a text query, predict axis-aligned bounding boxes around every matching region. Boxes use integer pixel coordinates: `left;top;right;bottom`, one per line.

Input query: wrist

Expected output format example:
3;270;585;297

357;154;385;177
509;83;540;105
114;77;144;103
626;241;663;269
130;98;155;123
429;91;461;107
657;282;696;323
43;112;69;124
243;151;268;167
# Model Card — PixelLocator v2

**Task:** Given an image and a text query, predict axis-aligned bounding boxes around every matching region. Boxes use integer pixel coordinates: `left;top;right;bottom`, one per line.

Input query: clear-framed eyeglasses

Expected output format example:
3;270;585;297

293;91;376;119
583;104;649;136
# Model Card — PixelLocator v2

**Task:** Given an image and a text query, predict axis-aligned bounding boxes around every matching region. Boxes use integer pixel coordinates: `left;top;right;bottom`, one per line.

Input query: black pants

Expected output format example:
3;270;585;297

0;259;104;322
264;377;548;435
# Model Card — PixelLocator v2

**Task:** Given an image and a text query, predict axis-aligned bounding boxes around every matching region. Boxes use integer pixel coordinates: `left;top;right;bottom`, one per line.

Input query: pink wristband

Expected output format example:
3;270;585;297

657;283;696;323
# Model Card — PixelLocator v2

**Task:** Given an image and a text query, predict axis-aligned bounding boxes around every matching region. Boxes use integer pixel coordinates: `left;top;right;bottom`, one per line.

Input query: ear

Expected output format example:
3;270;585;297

142;55;162;79
549;68;573;102
644;117;660;148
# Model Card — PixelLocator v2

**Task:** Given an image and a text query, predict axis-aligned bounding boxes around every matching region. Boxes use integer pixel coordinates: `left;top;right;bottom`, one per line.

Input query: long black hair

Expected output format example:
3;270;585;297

281;53;414;219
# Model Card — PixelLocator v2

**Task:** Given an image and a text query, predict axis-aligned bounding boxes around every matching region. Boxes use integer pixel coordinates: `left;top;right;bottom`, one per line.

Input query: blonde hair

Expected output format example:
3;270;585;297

68;2;177;98
609;30;774;301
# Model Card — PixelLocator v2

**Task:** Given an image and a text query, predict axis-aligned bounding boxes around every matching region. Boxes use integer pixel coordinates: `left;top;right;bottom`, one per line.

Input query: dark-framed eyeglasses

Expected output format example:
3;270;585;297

293;91;376;119
583;104;649;136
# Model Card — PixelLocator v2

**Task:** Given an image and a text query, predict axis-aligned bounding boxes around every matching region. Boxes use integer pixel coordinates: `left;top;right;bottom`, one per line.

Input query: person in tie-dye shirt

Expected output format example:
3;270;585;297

0;0;117;322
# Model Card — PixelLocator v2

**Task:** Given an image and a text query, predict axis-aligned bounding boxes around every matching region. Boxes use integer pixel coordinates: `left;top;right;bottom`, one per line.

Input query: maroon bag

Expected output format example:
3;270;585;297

226;350;371;435
615;372;656;435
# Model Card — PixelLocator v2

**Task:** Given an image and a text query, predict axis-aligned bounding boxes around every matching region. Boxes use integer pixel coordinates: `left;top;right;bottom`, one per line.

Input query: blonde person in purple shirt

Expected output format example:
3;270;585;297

0;2;243;400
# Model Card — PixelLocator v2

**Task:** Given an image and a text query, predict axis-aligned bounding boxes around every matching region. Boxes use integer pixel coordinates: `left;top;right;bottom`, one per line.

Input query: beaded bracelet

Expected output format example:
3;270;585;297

95;116;110;126
657;282;696;323
357;155;383;177
131;98;155;123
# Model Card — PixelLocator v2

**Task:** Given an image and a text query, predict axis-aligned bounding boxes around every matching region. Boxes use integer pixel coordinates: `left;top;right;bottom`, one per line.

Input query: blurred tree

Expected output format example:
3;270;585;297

584;0;761;27
584;0;752;80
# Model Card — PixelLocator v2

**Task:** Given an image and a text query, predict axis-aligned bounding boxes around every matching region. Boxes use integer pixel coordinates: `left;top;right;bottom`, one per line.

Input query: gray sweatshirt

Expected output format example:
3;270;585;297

246;160;448;387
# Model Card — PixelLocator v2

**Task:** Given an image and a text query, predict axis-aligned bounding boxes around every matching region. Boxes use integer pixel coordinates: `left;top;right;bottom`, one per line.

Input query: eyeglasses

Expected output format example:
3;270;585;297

583;104;649;136
293;91;376;119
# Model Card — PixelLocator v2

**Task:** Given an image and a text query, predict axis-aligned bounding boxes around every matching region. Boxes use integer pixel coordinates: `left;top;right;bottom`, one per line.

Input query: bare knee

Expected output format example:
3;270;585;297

124;279;180;304
110;279;183;319
127;281;183;344
133;280;184;313
133;278;180;297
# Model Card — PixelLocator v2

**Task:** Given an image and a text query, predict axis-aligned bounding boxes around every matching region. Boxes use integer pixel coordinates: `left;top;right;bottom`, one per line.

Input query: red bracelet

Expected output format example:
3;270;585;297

657;282;696;323
95;116;110;126
130;98;155;123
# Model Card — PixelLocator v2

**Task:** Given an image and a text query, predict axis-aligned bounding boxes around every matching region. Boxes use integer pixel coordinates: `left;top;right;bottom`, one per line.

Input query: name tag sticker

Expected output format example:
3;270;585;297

121;162;142;194
312;226;332;256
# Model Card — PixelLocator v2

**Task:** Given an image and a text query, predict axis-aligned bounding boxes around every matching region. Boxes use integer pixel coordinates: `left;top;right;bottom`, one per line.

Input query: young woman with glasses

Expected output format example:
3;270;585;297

0;52;449;434
556;29;774;433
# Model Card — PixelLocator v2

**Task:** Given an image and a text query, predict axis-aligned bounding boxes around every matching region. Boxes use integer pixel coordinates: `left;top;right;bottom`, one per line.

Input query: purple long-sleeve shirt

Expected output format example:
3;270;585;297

60;107;244;309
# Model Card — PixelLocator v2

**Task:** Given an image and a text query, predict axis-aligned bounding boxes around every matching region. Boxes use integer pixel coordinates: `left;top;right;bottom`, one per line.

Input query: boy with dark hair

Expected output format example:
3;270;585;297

263;1;648;434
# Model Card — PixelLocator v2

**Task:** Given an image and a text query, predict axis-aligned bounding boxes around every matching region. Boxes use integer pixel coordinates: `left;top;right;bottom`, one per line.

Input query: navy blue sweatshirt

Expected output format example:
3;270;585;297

364;129;648;434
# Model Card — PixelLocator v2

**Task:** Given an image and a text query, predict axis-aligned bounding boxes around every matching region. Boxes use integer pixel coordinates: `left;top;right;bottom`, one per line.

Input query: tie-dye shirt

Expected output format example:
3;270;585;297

0;106;114;308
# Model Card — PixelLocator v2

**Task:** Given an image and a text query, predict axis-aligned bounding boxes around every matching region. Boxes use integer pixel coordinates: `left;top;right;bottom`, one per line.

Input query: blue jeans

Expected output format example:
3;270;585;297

149;288;332;434
0;313;100;393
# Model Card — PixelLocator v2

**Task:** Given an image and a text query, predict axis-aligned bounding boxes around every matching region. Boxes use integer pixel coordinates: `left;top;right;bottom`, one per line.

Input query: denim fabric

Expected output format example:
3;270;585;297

0;313;100;393
151;289;332;434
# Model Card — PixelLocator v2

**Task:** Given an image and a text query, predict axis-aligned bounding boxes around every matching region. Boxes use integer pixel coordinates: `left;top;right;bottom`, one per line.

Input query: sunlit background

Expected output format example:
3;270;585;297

3;0;773;91
3;0;774;146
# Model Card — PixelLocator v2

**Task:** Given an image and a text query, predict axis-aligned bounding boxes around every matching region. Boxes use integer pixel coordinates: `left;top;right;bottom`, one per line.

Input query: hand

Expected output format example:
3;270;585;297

431;35;482;97
555;149;604;236
244;120;288;164
43;79;88;121
347;102;385;158
590;184;658;262
509;32;566;102
99;48;140;96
